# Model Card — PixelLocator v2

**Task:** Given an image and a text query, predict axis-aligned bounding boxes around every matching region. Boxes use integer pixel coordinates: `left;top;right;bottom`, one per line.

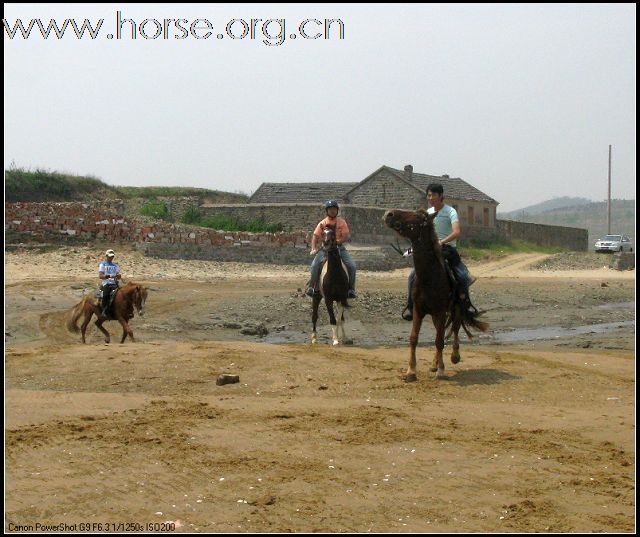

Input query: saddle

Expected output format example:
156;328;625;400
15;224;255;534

444;260;479;317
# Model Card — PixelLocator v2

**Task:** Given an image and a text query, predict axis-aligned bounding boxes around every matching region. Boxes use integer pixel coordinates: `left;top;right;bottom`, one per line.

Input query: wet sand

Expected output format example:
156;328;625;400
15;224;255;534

4;246;636;533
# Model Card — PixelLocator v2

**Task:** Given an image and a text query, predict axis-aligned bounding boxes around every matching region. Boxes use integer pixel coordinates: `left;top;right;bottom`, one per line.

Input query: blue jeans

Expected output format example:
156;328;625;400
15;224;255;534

310;246;356;291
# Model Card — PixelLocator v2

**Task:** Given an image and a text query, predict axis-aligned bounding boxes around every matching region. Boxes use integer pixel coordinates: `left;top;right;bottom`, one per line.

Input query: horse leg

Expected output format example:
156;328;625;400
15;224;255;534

335;303;345;344
94;316;110;344
432;312;447;379
450;308;462;365
406;313;424;382
325;300;339;345
339;304;347;342
80;311;93;344
118;319;134;343
311;295;321;344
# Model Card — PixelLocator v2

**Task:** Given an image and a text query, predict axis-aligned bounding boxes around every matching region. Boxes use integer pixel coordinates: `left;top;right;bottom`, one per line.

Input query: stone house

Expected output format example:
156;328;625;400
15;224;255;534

249;164;499;228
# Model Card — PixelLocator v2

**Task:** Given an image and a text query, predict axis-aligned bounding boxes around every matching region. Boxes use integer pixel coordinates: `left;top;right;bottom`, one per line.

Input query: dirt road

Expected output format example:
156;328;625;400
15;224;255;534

4;247;636;533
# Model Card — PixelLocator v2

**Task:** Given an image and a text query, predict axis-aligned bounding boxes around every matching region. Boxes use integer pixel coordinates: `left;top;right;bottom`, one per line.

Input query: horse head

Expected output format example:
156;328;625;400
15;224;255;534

132;285;148;317
322;224;338;251
383;208;438;246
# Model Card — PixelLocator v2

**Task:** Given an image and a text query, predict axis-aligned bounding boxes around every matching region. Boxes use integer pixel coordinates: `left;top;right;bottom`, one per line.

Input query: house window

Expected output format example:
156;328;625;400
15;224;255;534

483;207;489;227
467;206;475;225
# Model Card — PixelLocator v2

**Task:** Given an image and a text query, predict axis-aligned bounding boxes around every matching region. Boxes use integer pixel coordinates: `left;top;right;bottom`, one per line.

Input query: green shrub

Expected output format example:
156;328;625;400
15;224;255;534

181;206;202;224
140;199;170;220
5;167;112;201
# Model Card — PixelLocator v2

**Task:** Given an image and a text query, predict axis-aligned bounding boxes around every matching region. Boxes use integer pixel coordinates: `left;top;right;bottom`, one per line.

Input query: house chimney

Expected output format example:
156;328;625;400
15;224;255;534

404;164;413;181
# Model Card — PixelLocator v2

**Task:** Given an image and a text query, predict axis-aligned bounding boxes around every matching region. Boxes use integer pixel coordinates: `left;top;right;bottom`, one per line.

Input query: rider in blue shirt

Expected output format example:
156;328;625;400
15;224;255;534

402;184;476;321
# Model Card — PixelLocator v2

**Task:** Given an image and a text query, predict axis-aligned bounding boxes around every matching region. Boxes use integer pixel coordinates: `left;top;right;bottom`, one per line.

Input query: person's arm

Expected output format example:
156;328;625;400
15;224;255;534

310;234;320;255
336;219;350;245
439;221;461;246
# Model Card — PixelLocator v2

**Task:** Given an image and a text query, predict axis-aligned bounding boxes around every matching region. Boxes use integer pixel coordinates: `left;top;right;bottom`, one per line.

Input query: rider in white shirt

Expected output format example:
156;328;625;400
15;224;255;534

98;249;121;317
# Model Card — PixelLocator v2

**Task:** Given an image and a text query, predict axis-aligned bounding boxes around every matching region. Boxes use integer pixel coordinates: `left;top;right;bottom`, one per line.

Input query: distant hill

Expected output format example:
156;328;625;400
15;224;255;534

499;198;635;247
499;196;593;219
4;168;248;204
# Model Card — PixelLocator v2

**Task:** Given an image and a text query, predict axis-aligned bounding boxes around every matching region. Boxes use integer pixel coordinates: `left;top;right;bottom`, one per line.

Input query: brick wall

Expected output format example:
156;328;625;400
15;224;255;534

5;201;589;256
5;201;308;249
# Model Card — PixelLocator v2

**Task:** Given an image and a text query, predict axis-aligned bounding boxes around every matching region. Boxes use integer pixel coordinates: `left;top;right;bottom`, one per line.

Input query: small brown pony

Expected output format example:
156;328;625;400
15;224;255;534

311;224;350;345
67;282;148;344
384;208;488;381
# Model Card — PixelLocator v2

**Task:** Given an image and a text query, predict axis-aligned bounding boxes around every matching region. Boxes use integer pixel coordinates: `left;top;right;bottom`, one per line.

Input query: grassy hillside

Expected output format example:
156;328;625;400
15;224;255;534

5;168;248;203
499;196;593;218
5;168;118;202
499;199;635;247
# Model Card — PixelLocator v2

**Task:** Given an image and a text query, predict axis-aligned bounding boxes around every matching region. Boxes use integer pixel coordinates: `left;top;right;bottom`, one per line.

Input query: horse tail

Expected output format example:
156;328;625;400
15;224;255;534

448;304;489;339
461;314;489;337
67;297;88;333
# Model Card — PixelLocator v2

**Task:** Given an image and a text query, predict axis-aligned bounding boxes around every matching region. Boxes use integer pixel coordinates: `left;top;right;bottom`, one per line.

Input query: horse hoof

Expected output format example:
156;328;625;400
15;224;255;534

311;340;317;345
451;355;461;364
435;369;447;379
404;373;417;383
332;340;339;346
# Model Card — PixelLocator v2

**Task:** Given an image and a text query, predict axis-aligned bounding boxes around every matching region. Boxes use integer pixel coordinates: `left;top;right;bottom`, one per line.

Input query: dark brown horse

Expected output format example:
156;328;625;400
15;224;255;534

383;208;488;381
67;282;148;344
311;225;350;345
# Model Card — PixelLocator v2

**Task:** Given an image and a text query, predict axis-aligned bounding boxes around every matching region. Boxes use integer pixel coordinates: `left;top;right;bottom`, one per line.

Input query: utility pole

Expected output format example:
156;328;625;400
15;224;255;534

607;145;612;234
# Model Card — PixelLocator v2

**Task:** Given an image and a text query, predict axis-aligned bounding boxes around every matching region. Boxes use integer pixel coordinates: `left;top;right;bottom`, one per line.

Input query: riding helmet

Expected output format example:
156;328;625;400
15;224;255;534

324;200;340;210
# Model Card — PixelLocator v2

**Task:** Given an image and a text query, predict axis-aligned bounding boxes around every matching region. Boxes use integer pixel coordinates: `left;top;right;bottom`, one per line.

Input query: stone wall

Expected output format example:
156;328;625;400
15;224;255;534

5;201;308;249
345;168;424;207
199;204;502;246
496;220;588;251
610;252;635;271
122;196;201;222
5;201;589;259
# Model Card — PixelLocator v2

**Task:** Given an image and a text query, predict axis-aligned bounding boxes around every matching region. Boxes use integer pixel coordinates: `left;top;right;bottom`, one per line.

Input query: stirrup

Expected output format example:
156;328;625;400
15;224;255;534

401;306;413;321
347;290;357;299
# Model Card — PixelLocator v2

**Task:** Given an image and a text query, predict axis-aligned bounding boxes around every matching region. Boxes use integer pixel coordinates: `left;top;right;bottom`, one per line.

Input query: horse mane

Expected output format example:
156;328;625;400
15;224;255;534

414;209;446;270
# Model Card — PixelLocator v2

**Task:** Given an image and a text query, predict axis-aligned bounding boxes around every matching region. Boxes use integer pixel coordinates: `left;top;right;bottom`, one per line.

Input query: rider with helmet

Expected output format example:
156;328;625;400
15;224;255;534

99;249;122;317
306;200;357;299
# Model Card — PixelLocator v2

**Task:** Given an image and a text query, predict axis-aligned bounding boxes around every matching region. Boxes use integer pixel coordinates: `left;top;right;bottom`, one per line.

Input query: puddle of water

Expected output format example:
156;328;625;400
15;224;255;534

489;321;635;343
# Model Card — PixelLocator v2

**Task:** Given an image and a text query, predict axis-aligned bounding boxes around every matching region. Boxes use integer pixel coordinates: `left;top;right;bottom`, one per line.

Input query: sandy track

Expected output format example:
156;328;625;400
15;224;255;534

4;249;636;533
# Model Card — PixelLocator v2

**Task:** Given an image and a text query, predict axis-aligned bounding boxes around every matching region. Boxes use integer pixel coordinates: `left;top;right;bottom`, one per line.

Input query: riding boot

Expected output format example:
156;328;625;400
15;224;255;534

458;287;478;318
402;293;414;321
305;281;320;298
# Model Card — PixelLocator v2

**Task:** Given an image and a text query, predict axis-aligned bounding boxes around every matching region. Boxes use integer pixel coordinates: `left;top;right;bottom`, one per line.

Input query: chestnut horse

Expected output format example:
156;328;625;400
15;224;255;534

311;225;350;345
383;208;488;381
67;282;148;344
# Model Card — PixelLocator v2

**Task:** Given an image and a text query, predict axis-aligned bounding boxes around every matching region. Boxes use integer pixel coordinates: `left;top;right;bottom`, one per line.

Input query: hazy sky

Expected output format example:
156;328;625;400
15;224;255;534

4;3;636;211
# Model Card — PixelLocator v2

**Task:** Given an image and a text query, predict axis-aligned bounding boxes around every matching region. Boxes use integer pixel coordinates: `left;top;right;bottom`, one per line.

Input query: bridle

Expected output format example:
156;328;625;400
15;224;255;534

133;286;146;317
391;215;431;244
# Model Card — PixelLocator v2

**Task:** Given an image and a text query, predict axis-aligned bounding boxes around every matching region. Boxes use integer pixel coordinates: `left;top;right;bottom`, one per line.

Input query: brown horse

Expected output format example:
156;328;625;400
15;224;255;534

383;208;488;381
311;224;350;345
67;282;148;344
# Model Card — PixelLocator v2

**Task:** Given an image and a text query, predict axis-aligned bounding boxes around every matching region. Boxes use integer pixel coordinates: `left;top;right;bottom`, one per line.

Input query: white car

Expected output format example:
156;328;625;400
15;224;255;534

594;234;633;253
